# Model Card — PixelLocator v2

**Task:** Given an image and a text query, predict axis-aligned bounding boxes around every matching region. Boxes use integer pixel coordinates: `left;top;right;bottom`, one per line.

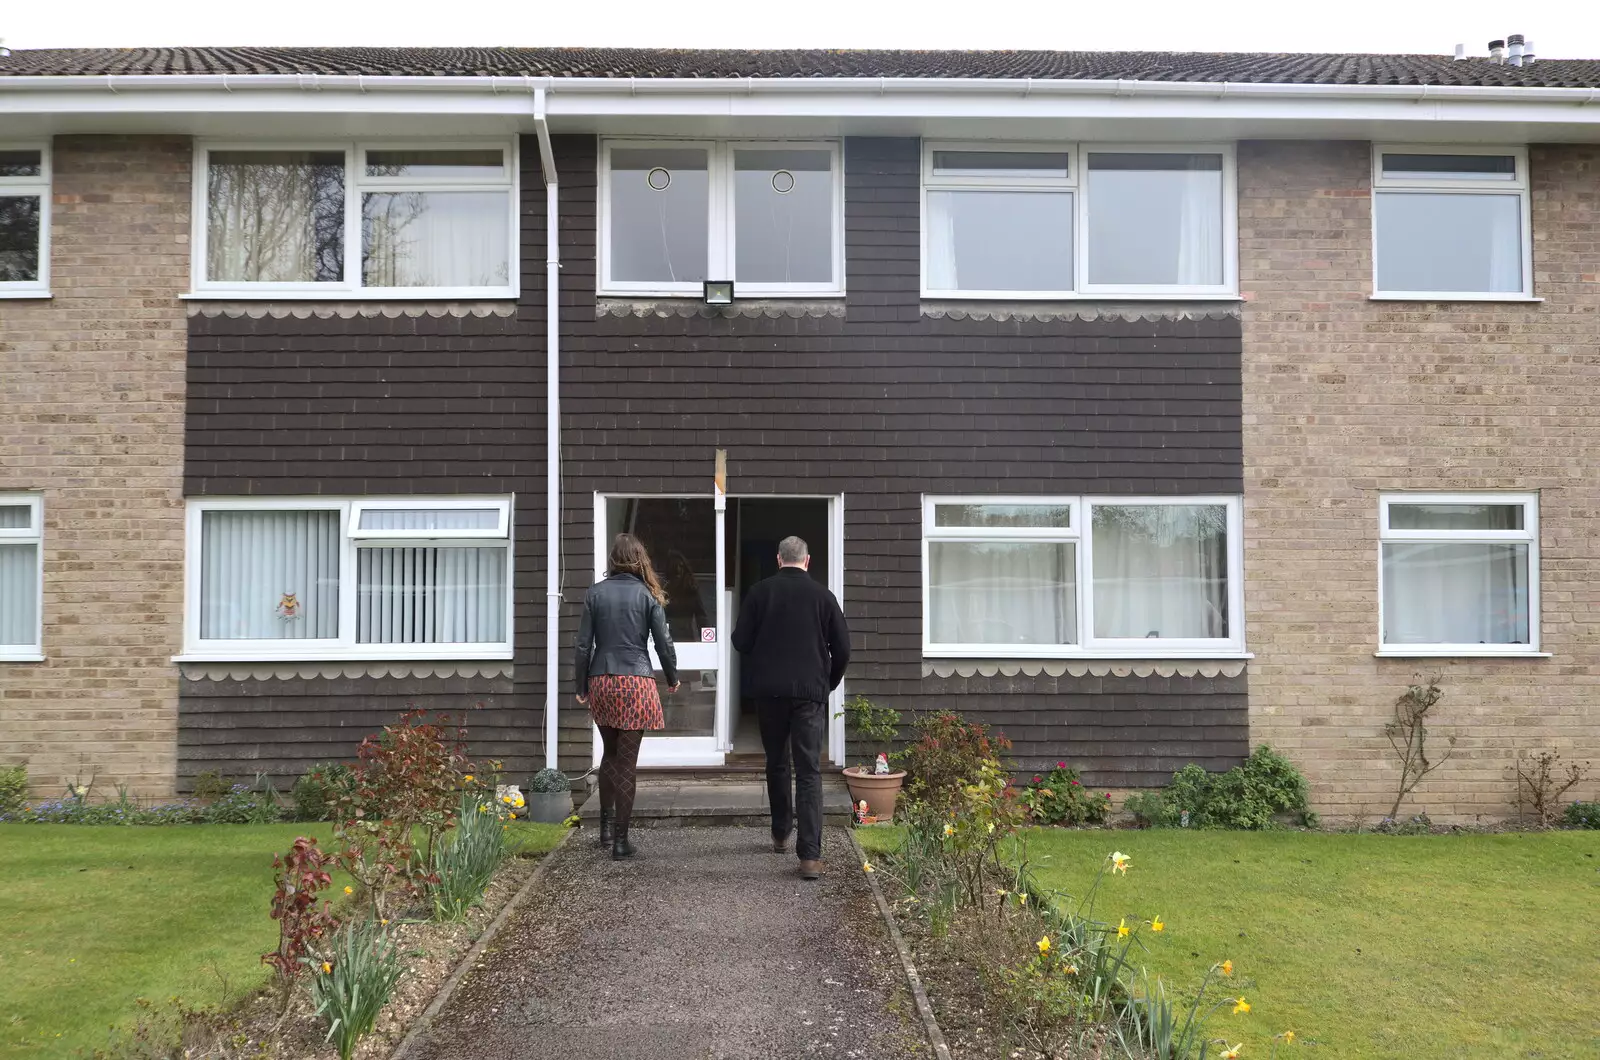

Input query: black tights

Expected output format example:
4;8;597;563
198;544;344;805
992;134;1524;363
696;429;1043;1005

597;727;645;834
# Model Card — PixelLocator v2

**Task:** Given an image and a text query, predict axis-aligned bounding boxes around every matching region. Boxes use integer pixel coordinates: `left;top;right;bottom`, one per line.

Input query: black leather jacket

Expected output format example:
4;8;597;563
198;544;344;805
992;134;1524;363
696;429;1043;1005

574;572;678;691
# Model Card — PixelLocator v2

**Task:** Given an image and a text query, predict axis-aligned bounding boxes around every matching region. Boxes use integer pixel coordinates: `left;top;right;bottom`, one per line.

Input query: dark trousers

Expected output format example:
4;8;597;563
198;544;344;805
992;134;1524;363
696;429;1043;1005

756;698;826;861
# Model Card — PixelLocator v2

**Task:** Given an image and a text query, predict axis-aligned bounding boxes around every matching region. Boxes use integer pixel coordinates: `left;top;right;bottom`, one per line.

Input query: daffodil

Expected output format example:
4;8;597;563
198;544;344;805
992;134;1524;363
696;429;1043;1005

987;822;995;833
478;804;489;813
1117;918;1130;939
514;796;525;808
1037;935;1051;955
995;888;1011;898
1233;997;1251;1015
1018;893;1029;905
1279;1031;1296;1044
1220;959;1234;977
463;775;474;783
1150;915;1165;933
1110;851;1130;875
943;823;955;838
1063;963;1078;975
1220;1045;1241;1059
862;861;875;873
380;919;389;926
321;961;332;974
343;886;353;895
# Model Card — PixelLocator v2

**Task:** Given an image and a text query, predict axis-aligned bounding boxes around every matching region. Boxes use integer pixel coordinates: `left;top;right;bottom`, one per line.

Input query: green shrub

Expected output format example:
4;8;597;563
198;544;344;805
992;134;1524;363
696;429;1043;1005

190;769;229;802
1019;763;1111;826
1121;790;1170;829
841;694;901;771
307;919;405;1060
527;767;570;793
1563;801;1600;829
293;763;358;822
901;709;1011;815
1157;746;1314;830
0;765;26;816
203;777;286;824
428;792;514;920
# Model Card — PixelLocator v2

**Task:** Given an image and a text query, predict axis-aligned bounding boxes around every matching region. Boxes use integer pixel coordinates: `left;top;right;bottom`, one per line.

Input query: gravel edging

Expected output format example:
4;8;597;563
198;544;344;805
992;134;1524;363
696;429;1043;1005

851;829;953;1060
387;827;576;1060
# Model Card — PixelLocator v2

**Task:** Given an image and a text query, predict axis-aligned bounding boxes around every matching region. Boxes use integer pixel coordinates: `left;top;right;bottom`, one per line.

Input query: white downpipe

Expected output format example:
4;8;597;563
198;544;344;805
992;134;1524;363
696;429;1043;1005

533;89;561;772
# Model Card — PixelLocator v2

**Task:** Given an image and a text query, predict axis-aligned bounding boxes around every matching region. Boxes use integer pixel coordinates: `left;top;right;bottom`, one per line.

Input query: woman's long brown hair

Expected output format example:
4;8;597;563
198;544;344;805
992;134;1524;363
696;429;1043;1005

607;532;669;605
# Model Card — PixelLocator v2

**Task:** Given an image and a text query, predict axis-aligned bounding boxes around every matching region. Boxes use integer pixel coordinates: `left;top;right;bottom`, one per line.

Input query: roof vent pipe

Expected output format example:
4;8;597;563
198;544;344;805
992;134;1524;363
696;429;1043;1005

1488;39;1507;64
1507;34;1525;67
1453;43;1467;61
1524;40;1536;64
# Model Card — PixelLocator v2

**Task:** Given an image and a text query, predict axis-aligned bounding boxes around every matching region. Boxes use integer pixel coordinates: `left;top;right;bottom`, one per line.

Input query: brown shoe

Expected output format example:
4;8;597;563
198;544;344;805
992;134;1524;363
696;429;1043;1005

798;859;823;880
772;829;792;854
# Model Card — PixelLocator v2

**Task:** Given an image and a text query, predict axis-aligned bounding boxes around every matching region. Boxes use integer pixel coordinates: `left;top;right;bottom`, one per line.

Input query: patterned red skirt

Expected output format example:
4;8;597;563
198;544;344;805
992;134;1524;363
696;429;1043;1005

587;674;666;731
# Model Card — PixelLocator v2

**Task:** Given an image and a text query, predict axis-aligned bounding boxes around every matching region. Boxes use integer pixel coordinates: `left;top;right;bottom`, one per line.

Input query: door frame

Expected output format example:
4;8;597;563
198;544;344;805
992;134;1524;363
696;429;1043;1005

588;491;846;768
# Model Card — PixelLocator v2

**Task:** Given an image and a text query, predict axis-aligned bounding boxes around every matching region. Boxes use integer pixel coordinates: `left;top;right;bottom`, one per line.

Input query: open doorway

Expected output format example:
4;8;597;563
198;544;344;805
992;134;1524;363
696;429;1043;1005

727;498;834;762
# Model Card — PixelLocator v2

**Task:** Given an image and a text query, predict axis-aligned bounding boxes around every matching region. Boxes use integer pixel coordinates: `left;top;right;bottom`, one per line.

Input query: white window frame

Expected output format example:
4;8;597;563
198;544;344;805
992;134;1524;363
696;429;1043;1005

920;141;1239;300
179;496;514;662
0;142;51;298
597;138;845;298
1376;492;1542;657
0;493;44;661
189;140;519;300
921;495;1246;659
1370;144;1534;302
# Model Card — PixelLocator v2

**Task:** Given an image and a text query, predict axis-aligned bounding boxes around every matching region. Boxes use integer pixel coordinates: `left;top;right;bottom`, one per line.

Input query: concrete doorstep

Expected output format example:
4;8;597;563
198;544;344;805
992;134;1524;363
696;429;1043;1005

578;775;856;826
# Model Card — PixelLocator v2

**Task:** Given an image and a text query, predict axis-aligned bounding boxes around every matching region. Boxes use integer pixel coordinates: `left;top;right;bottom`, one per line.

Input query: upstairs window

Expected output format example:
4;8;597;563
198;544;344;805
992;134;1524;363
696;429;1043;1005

600;140;843;297
923;143;1235;299
1372;146;1531;300
0;145;49;297
1379;494;1539;655
0;495;43;660
194;142;517;298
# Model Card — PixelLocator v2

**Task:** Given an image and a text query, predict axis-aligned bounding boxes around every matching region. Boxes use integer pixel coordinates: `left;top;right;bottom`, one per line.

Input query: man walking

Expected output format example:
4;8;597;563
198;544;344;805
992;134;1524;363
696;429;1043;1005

732;535;850;880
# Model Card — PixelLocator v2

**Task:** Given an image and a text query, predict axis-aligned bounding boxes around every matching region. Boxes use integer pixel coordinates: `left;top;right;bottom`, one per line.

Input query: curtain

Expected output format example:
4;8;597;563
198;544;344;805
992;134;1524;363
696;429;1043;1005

1175;165;1223;286
200;510;339;640
1092;505;1228;639
0;543;38;647
926;190;962;290
1382;542;1528;644
929;541;1076;646
357;546;507;645
1485;194;1522;293
361;191;510;288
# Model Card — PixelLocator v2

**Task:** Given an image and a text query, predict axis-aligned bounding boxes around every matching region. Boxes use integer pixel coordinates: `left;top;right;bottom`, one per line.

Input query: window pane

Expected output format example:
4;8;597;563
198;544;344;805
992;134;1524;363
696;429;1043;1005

357;508;502;533
929;541;1077;645
608;147;709;284
733;148;834;284
206;151;345;283
932;150;1070;178
926;190;1072;291
200;510;340;640
0;196;41;283
606;498;719;643
1388;503;1524;531
1383;542;1529;644
1382;154;1516;180
357;546;506;644
361;190;510;288
1375;192;1522;293
1092;505;1229;639
0;151;42;178
0;504;32;530
365;149;504;178
1086;153;1224;286
0;543;39;648
934;503;1072;529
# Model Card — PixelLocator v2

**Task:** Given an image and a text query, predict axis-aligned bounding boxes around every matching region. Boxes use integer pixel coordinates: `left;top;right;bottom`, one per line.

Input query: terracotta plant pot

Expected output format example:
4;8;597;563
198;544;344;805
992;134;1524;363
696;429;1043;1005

842;767;908;822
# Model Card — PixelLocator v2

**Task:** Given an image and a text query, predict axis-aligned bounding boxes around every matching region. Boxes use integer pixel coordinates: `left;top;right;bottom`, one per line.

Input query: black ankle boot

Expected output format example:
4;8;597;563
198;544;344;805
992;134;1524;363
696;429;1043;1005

597;808;614;847
611;830;637;860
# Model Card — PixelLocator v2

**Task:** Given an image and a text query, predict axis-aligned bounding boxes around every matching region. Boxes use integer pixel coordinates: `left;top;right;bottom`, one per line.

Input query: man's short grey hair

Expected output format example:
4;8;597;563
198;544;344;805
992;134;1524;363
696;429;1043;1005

778;536;809;564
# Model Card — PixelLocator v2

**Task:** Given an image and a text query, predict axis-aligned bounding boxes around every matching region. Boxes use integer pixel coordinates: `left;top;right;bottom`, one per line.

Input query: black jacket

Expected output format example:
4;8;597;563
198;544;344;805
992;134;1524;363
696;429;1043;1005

732;567;850;703
574;572;678;692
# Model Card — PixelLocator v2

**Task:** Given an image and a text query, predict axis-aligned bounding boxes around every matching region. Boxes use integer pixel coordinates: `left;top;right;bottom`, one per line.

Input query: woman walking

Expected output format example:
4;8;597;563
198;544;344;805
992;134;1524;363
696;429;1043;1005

574;533;678;860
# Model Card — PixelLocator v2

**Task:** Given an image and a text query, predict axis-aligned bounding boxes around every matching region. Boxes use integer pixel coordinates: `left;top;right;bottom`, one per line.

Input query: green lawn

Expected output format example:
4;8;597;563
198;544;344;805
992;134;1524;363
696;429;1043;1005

859;827;1600;1059
0;821;567;1058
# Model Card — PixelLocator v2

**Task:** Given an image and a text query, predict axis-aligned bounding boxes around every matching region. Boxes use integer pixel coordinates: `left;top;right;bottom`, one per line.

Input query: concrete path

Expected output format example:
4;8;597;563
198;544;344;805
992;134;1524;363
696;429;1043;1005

408;826;929;1060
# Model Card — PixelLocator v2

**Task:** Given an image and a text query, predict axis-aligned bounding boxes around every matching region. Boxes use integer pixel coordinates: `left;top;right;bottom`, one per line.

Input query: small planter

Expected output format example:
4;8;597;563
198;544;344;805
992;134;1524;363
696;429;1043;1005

842;767;907;822
524;790;572;824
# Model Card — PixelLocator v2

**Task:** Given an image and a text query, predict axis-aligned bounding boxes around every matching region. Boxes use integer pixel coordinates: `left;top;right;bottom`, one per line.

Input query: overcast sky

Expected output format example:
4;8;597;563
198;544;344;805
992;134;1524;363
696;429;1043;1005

5;0;1597;58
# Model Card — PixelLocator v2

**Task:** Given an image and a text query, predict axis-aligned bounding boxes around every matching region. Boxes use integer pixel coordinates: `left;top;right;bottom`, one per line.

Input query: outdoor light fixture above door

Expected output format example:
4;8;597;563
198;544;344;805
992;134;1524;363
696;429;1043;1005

703;280;735;305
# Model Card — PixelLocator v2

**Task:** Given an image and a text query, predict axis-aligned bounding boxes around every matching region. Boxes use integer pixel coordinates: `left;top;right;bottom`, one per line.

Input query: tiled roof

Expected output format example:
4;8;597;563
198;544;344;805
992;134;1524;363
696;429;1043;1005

2;47;1599;88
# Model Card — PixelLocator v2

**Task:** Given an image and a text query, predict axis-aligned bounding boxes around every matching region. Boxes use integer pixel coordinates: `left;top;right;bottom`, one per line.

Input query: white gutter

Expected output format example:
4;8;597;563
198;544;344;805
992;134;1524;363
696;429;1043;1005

532;87;562;773
2;72;1600;106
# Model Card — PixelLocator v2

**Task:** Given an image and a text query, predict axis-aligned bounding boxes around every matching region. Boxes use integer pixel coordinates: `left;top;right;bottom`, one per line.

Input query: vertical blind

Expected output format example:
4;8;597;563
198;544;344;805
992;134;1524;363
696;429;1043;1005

357;546;506;644
199;509;340;640
0;543;38;647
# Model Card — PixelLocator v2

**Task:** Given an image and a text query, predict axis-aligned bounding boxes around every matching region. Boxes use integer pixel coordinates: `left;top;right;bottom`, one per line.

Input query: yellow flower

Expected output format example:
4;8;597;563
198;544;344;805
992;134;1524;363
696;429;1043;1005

987;822;995;833
343;886;353;895
943;823;954;838
862;861;875;873
1220;1045;1242;1059
1280;1031;1296;1044
320;962;332;974
1117;918;1130;940
1110;851;1130;875
1220;959;1234;977
463;775;474;783
994;888;1011;898
1233;997;1251;1015
1063;963;1078;975
380;919;389;926
478;804;489;814
1018;893;1029;905
501;794;513;804
1036;935;1051;955
1150;915;1165;933
513;796;525;808
503;824;509;831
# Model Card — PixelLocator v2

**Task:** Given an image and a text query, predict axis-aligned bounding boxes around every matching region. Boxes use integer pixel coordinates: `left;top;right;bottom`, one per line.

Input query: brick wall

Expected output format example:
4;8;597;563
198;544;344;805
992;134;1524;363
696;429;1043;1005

1238;141;1600;824
0;135;190;798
